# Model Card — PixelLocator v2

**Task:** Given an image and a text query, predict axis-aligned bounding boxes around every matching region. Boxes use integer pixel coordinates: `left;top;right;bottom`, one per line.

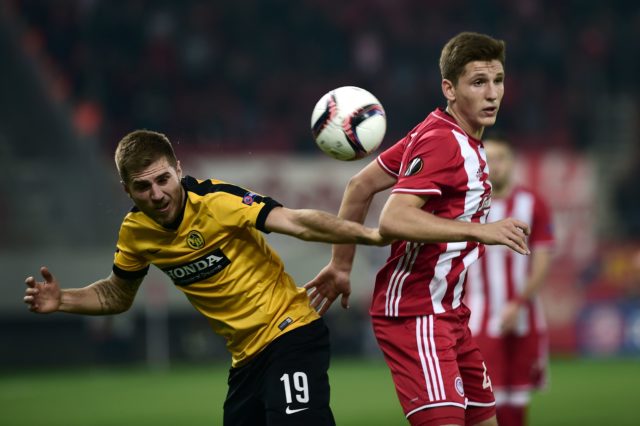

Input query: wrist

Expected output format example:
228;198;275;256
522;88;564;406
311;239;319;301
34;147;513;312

466;222;482;243
331;260;353;273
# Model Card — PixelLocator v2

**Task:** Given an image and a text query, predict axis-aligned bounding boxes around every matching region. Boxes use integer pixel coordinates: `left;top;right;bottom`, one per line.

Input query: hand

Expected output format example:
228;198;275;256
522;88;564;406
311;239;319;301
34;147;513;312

476;218;531;255
303;263;352;315
499;300;521;334
24;266;61;313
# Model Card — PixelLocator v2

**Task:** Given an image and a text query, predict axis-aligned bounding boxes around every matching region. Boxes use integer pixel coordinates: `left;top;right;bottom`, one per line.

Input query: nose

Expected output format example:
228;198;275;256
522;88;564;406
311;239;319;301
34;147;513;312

150;183;163;201
487;82;500;102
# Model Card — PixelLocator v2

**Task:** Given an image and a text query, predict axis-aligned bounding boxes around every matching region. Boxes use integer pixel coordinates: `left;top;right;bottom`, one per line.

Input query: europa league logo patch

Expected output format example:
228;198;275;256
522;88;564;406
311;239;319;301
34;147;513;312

404;157;423;176
187;230;205;250
455;377;465;397
243;192;257;205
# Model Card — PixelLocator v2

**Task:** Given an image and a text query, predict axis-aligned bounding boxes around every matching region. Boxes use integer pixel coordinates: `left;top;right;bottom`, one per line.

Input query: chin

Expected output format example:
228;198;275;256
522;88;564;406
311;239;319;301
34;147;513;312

479;119;497;130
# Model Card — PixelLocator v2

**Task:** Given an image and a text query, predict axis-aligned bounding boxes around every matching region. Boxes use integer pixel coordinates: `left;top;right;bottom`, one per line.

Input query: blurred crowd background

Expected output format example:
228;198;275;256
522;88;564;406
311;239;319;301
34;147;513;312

1;0;639;368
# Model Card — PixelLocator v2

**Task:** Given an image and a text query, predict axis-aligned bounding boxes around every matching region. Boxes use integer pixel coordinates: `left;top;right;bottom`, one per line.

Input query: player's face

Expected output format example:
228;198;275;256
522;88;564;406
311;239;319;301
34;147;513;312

124;157;184;227
484;140;513;191
444;60;504;138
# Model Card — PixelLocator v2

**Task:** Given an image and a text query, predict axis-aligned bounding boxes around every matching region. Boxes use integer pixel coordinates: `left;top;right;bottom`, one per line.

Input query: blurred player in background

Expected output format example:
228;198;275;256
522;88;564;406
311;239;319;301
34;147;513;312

23;130;387;426
465;136;555;426
306;32;530;426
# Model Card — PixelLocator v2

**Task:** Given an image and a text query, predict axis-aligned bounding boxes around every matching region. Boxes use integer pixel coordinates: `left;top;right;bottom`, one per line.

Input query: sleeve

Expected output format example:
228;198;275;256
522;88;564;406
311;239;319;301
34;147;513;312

112;222;150;279
529;193;555;248
392;131;460;197
212;185;283;234
376;137;405;177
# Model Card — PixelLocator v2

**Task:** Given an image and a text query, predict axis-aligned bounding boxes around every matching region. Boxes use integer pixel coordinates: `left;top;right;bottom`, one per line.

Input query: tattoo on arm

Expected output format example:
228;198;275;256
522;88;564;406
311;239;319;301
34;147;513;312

91;278;140;314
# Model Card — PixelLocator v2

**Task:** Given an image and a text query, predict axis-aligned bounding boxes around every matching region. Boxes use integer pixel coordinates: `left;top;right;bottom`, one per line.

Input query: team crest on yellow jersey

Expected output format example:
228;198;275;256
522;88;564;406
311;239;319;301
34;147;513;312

187;230;205;250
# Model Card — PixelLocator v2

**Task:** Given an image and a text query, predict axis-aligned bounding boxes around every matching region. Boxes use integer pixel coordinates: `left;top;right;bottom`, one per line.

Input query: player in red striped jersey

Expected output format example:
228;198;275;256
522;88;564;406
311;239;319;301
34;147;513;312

465;137;554;426
306;32;530;426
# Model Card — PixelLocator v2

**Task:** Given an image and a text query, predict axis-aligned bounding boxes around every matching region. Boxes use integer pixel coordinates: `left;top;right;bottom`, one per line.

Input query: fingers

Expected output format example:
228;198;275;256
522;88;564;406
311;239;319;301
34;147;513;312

40;266;54;283
512;233;530;255
340;293;350;310
308;289;323;309
512;219;530;236
306;285;338;315
25;276;36;288
23;289;39;311
317;298;332;316
498;219;530;255
506;234;530;255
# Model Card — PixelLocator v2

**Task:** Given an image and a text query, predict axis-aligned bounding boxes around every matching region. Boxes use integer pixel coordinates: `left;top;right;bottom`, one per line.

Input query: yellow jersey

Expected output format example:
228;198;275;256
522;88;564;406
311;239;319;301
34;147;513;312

112;176;320;367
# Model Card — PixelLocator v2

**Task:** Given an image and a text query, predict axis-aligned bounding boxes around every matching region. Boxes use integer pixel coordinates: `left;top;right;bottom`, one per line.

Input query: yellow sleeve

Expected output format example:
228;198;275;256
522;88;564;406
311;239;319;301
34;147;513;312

112;219;150;279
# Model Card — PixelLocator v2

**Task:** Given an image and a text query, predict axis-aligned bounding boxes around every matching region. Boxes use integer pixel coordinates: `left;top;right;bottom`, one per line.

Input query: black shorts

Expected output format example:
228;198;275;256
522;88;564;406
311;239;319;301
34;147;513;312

223;318;336;426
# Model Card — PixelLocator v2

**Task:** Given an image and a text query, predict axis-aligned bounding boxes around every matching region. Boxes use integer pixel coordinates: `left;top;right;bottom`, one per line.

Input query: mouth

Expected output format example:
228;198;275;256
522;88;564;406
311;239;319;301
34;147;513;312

155;202;171;213
482;106;498;116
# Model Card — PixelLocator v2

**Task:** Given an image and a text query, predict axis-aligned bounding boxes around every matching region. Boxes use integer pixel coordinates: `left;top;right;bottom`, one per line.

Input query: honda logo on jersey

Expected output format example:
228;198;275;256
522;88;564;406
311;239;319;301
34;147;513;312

162;248;230;286
404;157;423;176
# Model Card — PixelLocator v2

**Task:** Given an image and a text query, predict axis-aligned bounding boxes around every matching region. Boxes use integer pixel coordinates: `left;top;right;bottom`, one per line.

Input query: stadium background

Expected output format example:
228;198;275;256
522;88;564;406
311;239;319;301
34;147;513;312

1;1;639;425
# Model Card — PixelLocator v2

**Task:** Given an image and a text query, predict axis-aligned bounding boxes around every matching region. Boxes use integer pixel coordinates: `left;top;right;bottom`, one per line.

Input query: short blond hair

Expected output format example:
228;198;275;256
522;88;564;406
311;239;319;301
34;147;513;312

114;130;177;184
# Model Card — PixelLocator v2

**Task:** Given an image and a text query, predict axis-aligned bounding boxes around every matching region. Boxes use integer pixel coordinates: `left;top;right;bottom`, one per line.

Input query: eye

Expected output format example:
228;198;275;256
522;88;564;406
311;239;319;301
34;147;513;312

133;182;150;191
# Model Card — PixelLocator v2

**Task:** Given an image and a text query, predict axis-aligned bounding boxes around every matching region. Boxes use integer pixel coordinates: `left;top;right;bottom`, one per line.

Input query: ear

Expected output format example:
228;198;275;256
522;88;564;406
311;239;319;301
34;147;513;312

441;78;456;103
176;160;183;179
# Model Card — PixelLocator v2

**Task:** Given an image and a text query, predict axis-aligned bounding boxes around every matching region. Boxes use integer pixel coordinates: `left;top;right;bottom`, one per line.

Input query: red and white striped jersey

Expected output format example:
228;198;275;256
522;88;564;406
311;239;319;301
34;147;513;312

371;108;492;317
466;186;554;337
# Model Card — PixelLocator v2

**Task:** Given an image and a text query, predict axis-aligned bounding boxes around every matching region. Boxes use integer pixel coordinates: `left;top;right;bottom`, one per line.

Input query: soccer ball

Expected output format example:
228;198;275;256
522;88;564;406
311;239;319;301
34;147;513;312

310;86;386;161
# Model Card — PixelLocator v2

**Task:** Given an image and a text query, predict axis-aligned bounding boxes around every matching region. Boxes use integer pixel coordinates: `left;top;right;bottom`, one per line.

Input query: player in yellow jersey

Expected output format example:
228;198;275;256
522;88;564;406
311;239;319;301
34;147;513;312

23;129;387;426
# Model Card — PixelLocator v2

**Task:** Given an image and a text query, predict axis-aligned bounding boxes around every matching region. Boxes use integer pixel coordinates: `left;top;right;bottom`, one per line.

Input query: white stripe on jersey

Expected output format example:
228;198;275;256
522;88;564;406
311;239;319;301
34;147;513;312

391;188;442;195
427;316;446;399
416;315;435;401
452;130;487;222
511;191;534;335
376;156;398;177
486;201;508;337
466;256;485;335
429;242;465;313
386;242;421;316
416;316;446;401
452;245;482;309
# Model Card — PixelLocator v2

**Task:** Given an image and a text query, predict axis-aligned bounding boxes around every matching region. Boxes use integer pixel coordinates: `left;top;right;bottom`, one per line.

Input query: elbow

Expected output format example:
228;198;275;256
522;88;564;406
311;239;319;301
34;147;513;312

379;215;398;240
346;174;376;198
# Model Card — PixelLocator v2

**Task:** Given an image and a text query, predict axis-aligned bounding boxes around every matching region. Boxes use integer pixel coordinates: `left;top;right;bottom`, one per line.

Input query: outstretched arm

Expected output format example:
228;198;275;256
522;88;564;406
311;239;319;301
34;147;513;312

264;201;389;246
305;161;397;314
379;193;531;255
24;266;143;315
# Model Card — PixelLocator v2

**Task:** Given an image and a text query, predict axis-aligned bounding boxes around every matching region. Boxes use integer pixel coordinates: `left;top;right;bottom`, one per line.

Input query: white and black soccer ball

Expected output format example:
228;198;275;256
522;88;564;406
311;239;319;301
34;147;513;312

310;86;387;161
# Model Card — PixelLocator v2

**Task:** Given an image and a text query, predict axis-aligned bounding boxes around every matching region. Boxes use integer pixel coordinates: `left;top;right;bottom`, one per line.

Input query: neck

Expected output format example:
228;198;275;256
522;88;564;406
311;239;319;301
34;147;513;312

445;105;483;139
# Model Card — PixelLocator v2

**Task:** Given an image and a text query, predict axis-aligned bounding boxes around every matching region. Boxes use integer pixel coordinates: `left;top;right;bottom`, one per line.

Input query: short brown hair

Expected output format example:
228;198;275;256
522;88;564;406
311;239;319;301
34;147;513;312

115;130;178;184
439;32;506;85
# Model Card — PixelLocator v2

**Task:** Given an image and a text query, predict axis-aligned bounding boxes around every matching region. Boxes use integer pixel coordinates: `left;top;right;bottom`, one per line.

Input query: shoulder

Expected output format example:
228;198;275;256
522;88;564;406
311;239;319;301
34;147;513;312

411;111;464;149
183;176;281;213
183;176;247;198
120;208;150;229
